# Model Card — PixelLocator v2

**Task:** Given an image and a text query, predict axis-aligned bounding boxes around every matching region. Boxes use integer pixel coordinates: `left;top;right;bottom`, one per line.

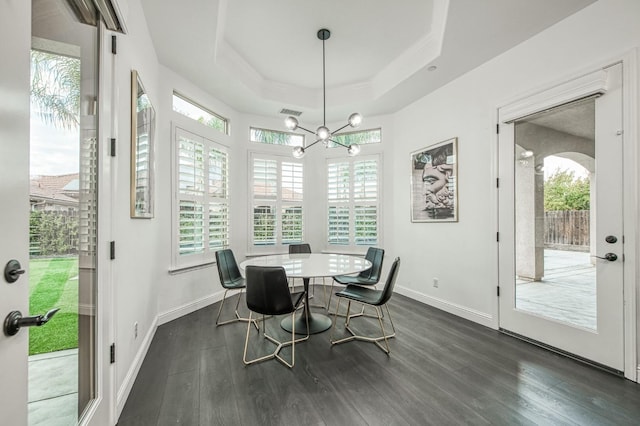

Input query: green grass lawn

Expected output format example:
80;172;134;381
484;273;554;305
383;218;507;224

29;257;78;355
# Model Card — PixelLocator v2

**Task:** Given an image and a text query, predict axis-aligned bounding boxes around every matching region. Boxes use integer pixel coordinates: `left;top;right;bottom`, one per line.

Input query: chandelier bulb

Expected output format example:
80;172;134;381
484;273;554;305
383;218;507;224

347;144;360;157
285;116;299;131
348;113;362;127
292;146;306;158
317;126;331;141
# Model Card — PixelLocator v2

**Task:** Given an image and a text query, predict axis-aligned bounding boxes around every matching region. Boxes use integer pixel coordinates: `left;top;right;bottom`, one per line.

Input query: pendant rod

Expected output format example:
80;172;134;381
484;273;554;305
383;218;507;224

322;36;326;127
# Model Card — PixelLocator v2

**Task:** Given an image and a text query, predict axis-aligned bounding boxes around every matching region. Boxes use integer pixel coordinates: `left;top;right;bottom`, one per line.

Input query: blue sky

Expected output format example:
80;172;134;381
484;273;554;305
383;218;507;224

30;111;79;177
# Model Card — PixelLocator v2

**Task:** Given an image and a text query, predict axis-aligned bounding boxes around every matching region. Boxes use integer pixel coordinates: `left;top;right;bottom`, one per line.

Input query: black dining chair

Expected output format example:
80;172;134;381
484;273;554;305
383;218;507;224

288;243;326;307
243;265;309;368
214;249;256;328
330;257;400;355
327;247;385;315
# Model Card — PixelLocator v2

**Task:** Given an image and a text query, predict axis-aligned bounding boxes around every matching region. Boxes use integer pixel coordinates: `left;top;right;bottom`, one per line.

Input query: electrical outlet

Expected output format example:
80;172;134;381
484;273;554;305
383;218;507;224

134;322;138;339
433;278;439;288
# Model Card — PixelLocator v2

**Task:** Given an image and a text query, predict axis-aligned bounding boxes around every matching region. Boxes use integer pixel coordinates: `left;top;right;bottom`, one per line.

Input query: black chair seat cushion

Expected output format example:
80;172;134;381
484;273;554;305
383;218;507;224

224;277;245;290
336;285;383;306
333;275;377;286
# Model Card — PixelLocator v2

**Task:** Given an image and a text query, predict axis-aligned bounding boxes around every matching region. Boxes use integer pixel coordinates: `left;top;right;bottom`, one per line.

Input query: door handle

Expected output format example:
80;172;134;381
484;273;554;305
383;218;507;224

4;259;25;283
3;308;60;336
592;253;618;262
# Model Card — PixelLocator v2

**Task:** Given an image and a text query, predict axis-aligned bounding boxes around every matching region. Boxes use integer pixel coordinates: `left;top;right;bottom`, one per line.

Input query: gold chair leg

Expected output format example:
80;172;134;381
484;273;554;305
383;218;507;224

216;289;259;329
330;301;396;355
327;281;374;318
243;311;309;368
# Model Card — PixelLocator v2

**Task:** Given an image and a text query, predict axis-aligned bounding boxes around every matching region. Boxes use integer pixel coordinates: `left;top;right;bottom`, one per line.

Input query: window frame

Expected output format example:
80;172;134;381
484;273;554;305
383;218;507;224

170;122;230;270
249;126;305;147
325;154;382;252
328;127;382;148
248;151;305;254
172;91;230;135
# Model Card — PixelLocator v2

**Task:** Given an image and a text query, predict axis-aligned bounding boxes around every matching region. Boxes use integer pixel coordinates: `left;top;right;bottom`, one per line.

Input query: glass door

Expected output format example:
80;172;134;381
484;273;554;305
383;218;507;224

498;64;624;371
29;1;98;423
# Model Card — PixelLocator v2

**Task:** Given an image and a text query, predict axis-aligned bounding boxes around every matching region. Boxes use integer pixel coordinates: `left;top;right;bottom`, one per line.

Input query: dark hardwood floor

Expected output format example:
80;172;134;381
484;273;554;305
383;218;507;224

118;289;640;425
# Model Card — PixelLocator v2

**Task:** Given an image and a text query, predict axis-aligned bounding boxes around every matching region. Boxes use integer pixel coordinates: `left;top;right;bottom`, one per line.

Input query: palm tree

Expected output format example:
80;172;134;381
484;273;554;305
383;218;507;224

30;50;81;130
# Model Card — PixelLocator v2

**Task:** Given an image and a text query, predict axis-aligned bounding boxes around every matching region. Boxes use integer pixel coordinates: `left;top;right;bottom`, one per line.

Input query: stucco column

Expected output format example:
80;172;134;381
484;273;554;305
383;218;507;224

515;153;544;281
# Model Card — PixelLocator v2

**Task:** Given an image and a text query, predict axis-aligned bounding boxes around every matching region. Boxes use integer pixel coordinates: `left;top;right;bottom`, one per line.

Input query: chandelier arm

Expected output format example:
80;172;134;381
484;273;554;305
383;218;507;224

306;139;324;150
295;125;316;135
331;123;351;135
329;138;349;148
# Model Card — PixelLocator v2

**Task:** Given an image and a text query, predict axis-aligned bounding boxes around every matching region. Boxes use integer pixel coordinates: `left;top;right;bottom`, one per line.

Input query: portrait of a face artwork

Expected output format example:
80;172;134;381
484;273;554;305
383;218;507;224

410;138;458;222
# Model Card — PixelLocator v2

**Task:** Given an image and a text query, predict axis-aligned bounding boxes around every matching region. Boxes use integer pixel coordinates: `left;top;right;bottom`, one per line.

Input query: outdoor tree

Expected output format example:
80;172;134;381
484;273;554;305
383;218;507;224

31;50;81;130
544;169;590;211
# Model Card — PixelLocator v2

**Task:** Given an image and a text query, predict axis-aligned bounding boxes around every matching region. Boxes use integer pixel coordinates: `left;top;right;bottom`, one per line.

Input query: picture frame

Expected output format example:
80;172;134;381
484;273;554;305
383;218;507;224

130;70;155;218
410;137;458;222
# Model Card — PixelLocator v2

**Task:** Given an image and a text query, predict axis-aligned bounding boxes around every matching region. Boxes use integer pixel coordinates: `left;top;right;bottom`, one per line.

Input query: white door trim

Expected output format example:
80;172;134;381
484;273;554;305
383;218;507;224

620;49;638;382
495;50;638;382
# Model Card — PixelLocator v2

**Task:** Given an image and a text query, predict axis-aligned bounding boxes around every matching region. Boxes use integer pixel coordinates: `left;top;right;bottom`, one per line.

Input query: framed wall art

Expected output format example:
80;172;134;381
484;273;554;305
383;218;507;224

130;69;155;218
410;137;458;222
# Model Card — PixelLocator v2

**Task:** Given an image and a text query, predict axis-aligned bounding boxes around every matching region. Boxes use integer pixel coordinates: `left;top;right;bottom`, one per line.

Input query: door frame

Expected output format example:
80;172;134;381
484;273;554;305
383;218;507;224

80;23;117;426
494;50;638;382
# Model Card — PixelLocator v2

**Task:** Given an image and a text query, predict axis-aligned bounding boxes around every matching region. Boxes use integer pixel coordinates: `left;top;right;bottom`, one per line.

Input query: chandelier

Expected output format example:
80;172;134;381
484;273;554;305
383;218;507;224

284;28;362;158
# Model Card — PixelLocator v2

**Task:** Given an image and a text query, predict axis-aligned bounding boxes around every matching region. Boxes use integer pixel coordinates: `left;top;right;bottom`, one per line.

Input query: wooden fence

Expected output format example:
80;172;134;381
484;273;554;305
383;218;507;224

544;210;589;250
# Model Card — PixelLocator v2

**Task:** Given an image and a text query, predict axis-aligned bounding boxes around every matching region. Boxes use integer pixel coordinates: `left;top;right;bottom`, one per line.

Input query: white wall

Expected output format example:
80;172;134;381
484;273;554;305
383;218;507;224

108;0;162;413
111;0;640;415
392;0;640;365
154;65;243;318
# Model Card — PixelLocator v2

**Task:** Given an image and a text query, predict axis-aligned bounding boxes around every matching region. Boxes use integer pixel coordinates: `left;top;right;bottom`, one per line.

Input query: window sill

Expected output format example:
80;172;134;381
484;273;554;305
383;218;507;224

168;261;216;275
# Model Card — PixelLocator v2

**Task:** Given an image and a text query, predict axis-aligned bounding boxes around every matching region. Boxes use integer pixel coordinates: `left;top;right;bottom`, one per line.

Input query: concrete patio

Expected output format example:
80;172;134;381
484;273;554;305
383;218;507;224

516;249;596;330
28;348;78;426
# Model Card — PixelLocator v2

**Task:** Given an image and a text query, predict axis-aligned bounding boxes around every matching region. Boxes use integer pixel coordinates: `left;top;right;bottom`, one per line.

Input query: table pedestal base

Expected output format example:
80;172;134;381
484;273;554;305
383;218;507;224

281;312;332;335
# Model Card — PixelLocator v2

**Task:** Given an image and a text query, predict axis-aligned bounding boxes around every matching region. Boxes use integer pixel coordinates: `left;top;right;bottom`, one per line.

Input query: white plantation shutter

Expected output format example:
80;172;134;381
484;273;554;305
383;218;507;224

250;153;304;249
354;160;378;245
179;200;204;255
208;147;229;250
327;162;350;201
281;162;303;244
281;162;303;202
174;127;229;266
328;206;350;245
253;159;277;199
327;155;380;247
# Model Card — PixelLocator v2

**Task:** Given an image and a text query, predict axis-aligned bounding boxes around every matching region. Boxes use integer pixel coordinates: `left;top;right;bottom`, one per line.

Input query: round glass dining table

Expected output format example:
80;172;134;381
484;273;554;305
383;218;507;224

239;253;372;334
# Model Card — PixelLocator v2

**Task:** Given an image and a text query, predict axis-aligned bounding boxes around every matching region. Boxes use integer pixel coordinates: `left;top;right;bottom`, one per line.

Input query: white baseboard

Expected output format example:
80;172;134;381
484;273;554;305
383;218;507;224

116;315;158;419
395;285;495;329
157;291;225;326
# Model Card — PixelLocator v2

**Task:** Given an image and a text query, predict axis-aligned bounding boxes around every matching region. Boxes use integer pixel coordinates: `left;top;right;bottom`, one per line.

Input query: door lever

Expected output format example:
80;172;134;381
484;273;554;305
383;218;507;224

3;308;60;336
592;253;618;262
4;259;25;283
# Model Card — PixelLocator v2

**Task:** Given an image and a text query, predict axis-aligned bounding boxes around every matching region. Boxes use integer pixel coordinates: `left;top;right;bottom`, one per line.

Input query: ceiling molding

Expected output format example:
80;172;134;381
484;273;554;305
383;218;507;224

214;0;449;110
372;0;449;99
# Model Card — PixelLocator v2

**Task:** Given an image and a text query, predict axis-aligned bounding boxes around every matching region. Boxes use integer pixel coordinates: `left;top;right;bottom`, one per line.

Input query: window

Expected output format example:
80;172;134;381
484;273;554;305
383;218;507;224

172;92;229;134
250;127;304;147
329;128;381;148
172;126;229;267
327;155;380;247
250;153;304;250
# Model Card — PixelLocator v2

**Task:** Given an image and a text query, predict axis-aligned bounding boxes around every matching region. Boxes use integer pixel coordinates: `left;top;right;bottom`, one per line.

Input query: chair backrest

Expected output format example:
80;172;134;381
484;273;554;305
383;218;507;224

288;243;311;254
245;266;294;315
215;249;243;288
376;257;401;306
359;247;385;282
